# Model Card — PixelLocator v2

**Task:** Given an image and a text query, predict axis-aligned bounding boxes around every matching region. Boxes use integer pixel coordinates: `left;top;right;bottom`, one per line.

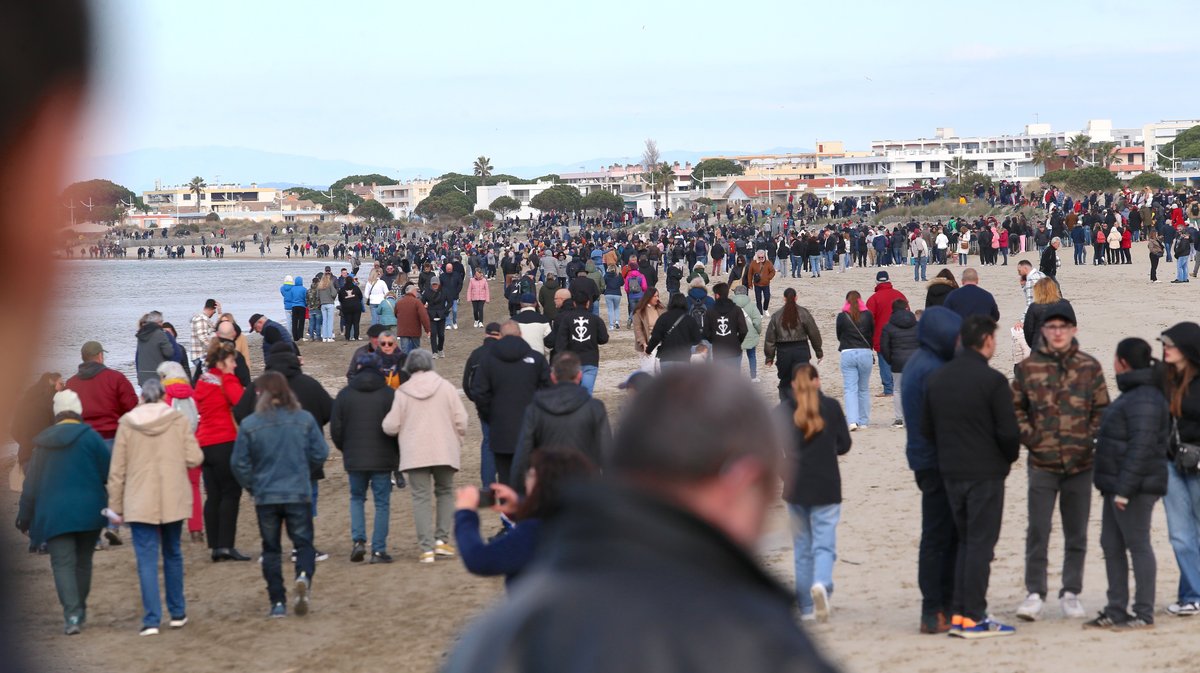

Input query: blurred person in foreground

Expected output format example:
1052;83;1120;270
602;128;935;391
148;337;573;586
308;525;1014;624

1;0;93;668
443;365;840;673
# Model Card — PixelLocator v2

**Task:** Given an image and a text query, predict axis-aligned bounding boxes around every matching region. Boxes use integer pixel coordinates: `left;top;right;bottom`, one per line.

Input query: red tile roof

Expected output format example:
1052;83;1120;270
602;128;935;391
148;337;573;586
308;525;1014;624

732;178;847;197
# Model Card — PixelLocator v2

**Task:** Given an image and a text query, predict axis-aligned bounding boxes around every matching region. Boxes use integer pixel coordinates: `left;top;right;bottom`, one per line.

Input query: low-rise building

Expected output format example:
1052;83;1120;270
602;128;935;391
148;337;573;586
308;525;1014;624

374;179;438;217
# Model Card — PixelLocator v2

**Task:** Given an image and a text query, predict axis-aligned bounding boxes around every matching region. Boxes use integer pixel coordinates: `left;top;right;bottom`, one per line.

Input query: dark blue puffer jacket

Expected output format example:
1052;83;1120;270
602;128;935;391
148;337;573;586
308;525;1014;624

1093;368;1169;498
900;307;962;472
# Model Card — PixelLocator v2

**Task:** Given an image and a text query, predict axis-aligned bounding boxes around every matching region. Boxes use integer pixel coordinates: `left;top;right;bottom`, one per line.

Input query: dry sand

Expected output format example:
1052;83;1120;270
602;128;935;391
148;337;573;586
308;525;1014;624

5;244;1199;673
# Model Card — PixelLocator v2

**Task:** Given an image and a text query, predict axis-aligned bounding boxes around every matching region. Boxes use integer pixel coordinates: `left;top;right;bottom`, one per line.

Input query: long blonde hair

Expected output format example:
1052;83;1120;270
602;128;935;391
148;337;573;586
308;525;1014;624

1032;277;1061;305
791;364;824;440
317;272;332;291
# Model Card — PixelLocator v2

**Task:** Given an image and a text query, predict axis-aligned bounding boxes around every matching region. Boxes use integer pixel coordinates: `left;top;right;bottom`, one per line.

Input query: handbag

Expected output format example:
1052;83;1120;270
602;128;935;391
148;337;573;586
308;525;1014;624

1173;419;1200;474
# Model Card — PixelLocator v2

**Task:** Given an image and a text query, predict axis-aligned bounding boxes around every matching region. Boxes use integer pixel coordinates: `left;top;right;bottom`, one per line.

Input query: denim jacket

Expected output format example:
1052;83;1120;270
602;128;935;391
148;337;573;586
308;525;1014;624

231;408;329;505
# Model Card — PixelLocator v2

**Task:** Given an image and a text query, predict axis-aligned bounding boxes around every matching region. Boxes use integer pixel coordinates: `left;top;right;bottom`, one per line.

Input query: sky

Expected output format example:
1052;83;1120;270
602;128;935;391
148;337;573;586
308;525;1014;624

81;0;1199;180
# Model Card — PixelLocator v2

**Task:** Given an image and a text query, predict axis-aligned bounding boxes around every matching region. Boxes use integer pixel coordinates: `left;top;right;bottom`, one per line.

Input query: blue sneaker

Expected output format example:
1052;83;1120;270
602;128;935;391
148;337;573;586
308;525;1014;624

958;617;1015;639
269;602;287;619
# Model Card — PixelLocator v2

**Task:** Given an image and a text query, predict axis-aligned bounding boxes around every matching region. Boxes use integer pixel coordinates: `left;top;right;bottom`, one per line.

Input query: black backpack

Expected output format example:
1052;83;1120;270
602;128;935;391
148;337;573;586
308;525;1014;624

688;296;707;332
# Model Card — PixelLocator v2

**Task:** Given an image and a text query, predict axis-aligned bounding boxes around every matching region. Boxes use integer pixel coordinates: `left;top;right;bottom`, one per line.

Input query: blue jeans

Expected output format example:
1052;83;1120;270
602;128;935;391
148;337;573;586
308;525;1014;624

841;253;850;271
754;285;771;313
580;365;598;395
808;255;822;277
1178;255;1191;282
790;255;803;277
320;304;335;339
348;471;392;553
913;255;927;281
626;293;642;322
255;503;315;606
604;294;621;327
308;310;323;340
739;347;758;379
368;305;380;327
879;352;894;395
450;299;459;325
129;521;185;628
824;250;835;270
1164;462;1200;603
789;503;841;614
1073;245;1086;265
840;349;873;426
590;300;600;317
480;420;495;487
399;336;420;354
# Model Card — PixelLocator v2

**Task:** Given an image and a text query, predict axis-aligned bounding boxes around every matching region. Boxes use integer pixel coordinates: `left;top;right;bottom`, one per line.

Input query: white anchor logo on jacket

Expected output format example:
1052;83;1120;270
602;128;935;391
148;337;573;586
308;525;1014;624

715;315;732;337
572;316;591;343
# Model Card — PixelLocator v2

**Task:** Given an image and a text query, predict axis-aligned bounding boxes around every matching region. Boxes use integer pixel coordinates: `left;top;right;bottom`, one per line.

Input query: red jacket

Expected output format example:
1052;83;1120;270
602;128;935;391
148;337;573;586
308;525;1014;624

194;369;244;447
65;363;137;440
865;282;907;351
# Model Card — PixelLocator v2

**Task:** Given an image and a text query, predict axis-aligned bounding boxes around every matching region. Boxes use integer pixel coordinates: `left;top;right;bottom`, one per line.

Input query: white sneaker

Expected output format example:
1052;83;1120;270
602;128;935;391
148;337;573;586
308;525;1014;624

1016;593;1044;621
811;584;831;623
1167;601;1200;616
848;423;858;431
1060;592;1086;619
750;377;761;383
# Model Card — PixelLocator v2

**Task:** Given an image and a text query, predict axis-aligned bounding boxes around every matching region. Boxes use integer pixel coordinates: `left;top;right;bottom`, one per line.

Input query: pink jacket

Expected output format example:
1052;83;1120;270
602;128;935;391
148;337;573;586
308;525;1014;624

467;277;490;302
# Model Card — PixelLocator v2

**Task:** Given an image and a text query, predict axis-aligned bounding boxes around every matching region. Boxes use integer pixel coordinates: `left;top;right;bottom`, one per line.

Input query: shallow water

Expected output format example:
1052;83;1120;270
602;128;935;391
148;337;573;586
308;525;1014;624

42;258;332;381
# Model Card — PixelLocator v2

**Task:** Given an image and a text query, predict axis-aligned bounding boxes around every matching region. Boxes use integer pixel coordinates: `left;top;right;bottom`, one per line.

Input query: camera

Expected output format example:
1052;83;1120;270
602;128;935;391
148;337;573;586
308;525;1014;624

477;488;496;508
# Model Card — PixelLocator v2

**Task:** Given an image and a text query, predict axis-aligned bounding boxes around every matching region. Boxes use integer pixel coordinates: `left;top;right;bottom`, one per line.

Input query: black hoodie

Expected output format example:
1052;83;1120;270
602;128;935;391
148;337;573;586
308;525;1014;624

512;382;611;492
233;345;334;478
135;322;174;385
470;335;550;455
330;368;398;472
880;309;919;372
552;307;609;367
704;297;749;358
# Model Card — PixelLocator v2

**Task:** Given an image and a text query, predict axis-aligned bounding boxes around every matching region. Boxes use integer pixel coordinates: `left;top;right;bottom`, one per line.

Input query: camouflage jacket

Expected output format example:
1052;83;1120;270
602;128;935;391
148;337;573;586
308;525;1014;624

1012;341;1109;475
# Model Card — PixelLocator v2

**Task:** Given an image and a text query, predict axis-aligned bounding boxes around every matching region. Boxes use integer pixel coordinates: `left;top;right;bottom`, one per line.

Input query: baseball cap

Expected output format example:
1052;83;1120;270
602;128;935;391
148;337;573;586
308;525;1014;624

81;341;106;360
484;322;502;336
1041;302;1077;326
876;271;890;283
248;313;264;331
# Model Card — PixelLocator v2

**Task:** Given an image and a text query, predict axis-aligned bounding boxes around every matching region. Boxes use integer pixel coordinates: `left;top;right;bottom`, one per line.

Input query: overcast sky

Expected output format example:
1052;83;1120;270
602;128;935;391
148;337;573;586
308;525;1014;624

82;0;1198;174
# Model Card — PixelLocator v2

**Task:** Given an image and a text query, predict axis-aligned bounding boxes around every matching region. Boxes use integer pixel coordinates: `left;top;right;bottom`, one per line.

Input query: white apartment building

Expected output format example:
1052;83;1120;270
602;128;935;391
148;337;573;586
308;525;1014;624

474;181;556;220
1144;119;1200;166
374;179;438;218
142;182;278;214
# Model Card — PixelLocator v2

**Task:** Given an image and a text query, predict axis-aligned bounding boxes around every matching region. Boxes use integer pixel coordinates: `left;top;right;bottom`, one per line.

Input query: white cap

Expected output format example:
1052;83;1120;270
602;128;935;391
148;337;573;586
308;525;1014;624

53;390;83;417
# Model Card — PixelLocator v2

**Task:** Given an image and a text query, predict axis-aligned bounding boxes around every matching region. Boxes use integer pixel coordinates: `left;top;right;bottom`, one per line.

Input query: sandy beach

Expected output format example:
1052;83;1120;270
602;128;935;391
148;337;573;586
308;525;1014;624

6;241;1198;673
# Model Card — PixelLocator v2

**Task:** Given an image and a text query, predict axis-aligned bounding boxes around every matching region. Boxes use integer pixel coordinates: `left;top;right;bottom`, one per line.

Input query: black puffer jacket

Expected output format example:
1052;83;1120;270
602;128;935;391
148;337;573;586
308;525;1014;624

330;368;398;472
470;336;550;455
880;309;919;373
512;382;611;492
1093;368;1169;498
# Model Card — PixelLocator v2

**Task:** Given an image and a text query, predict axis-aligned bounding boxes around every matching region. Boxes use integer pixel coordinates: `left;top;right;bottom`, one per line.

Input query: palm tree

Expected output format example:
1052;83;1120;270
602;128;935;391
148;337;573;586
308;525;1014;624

1031;140;1057;175
187;176;206;213
656;162;676;211
473;156;493;185
1095;141;1119;168
1066;134;1091;166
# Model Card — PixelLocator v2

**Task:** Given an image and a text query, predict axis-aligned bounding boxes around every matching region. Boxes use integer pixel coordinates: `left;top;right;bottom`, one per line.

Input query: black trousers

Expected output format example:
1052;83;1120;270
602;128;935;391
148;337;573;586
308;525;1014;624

774;341;812;400
430;319;446;353
342;309;361;340
915;468;958;617
290;306;306;341
493;453;514;488
201;442;242;550
943;477;1005;621
472;300;485;322
1151;253;1161;281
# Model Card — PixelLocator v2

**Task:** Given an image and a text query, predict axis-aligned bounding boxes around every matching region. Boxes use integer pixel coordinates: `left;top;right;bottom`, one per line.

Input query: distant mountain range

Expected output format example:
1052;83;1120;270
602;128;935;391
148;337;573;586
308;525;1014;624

79;145;813;193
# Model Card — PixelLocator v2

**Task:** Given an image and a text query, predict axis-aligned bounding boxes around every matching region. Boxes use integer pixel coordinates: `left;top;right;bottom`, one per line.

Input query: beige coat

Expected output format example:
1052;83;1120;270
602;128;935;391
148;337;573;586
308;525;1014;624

108;402;203;524
382;370;468;472
633;303;666;353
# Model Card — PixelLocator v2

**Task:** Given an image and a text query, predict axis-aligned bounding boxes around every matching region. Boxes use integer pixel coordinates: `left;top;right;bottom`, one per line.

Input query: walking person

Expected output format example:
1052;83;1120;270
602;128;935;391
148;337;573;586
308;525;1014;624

900;307;963;634
763;287;823;401
923;315;1021;638
880;299;918;428
467;268;490;328
382;349;469;563
1147;229;1164;283
835;291;874;430
747;249;777;315
423;278;451;358
780;364;851;623
231;372;330;618
316;272;337;342
1083;338;1169;630
331;354;398;564
157;362;203;543
731;285;763;381
339;274;365;341
1012;303;1109;622
194;341;250;562
1160;322;1200;616
866;271;906;397
602;265;623;330
16;390;110;635
107;379;204;636
631;288;666;371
